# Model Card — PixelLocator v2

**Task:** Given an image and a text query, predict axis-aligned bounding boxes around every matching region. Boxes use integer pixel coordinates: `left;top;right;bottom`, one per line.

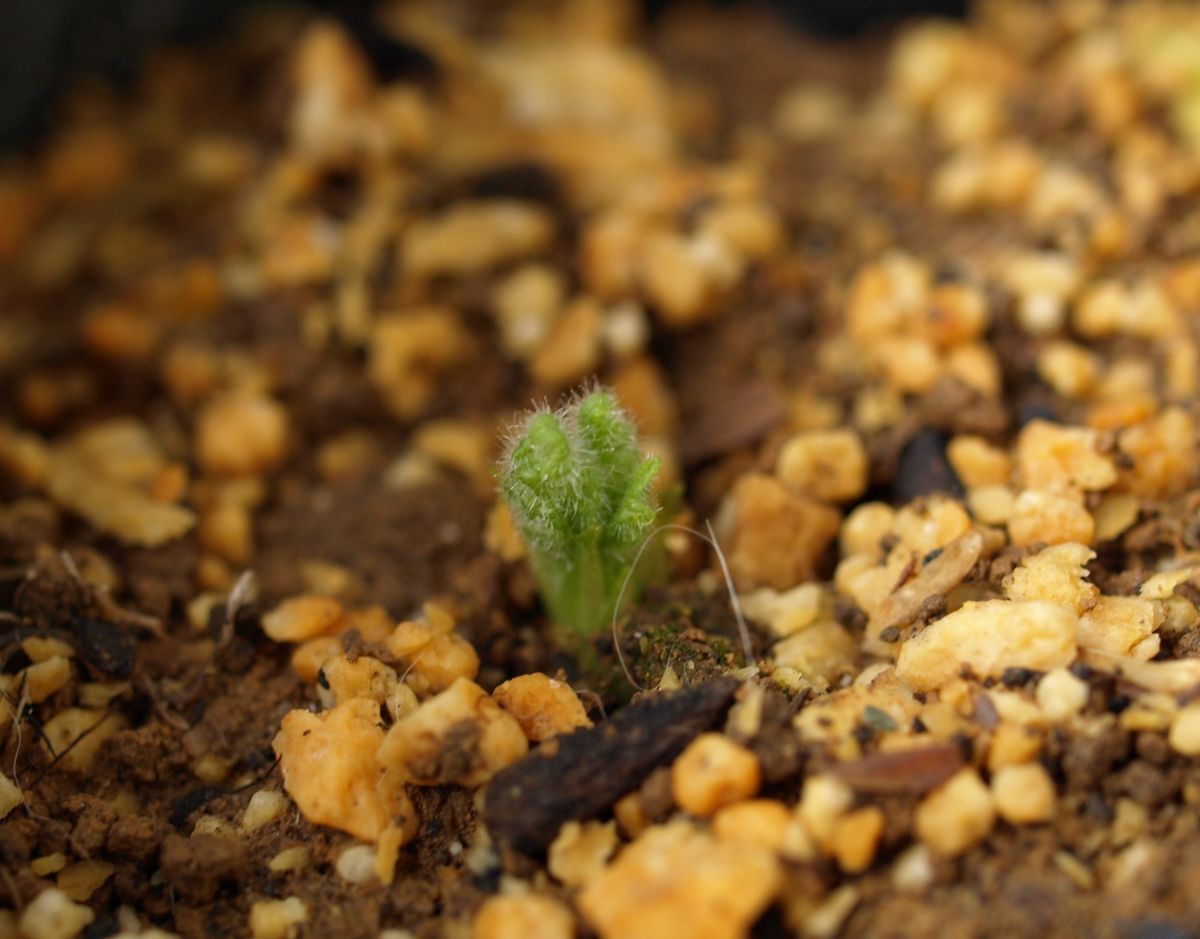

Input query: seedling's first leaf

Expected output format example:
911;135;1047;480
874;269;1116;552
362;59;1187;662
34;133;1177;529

500;389;662;646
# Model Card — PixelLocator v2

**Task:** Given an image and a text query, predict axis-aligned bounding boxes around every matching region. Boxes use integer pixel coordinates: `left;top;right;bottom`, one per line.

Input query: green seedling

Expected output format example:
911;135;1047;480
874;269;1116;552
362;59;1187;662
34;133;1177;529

499;388;661;650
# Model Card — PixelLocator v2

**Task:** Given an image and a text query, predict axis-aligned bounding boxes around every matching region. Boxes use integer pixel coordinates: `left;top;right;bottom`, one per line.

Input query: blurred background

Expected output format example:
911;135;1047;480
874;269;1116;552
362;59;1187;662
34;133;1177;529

0;0;967;151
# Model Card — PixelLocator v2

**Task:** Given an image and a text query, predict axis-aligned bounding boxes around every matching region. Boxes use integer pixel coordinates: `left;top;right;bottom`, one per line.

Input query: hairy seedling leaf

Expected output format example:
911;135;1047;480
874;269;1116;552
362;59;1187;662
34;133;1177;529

499;388;661;645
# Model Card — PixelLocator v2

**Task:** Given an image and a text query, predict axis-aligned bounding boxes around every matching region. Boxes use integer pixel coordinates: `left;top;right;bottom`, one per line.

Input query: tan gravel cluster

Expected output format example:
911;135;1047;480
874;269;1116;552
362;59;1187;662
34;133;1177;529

270;599;592;870
578;819;782;939
8;0;1200;936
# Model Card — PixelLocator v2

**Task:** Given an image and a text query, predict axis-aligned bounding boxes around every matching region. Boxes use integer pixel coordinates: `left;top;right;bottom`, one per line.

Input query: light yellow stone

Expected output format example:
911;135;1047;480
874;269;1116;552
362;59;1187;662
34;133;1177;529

897;600;1077;691
385;613;480;696
1117;407;1198;498
791;883;862;939
18;888;94;939
1035;668;1089;722
20;636;74;663
192;814;238;838
871;336;943;394
722;473;841;590
578;820;781;939
472;894;574;939
1078;596;1163;659
698;199;784;260
641;230;738;327
992;763;1056;824
770;618;858;689
0;423;50;487
0;773;22;819
1074;279;1179;340
1169;702;1200;756
987;722;1043;771
193;753;233;785
891;496;973;556
946;342;1002;397
196;392;290;477
490;263;566;360
249;897;307;939
892;844;935;894
484;501;526;563
369;309;472;421
947;435;1012;488
711;799;794;854
46;446;195;548
1003;543;1097;614
242;789;289;834
1109;799;1148;853
335;844;378;885
57;859;115;901
671;733;761;817
1037;342;1100;398
870;530;986;651
77;682;130;710
1140;566;1200;601
319;653;396;707
41;708;126;772
412;420;493;493
742;584;825;637
267;846;310;873
1053;850;1095;891
915;769;995;857
492;673;592;742
1088;655;1200;695
273;698;415;842
1119;693;1177;733
1008;488;1095;547
830;807;886;873
774;82;851;141
846;251;931;341
262;595;345;643
833;553;896;621
795;679;920;761
375;824;406;886
401;201;555;279
776;429;868;503
548;820;618;888
31;853;68;876
986;689;1044;726
378;677;528;788
797;774;854;847
613;791;649;839
967;485;1014;525
840;503;897;557
529;296;604;389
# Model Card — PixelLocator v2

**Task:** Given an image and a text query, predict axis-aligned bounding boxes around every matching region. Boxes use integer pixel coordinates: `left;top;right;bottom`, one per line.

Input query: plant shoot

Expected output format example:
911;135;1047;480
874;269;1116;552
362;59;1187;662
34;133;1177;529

499;389;661;647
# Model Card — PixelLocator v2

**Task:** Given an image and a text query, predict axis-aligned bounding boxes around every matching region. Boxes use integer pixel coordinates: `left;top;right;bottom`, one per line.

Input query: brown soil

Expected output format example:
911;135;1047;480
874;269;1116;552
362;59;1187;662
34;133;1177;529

4;2;1200;938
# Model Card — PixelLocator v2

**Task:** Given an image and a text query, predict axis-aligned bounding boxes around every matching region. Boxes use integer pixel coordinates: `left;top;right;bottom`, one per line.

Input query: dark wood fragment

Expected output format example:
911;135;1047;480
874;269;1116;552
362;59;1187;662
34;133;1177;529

833;743;963;795
159;833;246;904
168;786;226;831
892;428;964;503
1002;666;1039;687
918;375;1010;438
337;9;440;83
466;161;564;207
484;677;739;855
679;380;785;466
973;692;1000;729
1118;918;1197;939
70;617;135;678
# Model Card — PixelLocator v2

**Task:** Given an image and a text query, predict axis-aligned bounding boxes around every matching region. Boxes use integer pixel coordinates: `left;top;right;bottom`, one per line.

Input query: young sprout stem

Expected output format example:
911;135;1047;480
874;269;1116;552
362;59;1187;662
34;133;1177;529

500;388;662;651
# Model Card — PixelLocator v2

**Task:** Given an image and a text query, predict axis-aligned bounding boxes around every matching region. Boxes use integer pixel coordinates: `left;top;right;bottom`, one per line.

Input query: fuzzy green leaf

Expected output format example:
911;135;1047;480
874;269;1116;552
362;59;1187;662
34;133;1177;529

499;388;662;646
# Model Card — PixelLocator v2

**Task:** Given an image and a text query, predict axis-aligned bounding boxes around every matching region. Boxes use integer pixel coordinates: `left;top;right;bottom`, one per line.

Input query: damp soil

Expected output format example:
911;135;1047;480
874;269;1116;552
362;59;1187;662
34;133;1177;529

4;4;1200;939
